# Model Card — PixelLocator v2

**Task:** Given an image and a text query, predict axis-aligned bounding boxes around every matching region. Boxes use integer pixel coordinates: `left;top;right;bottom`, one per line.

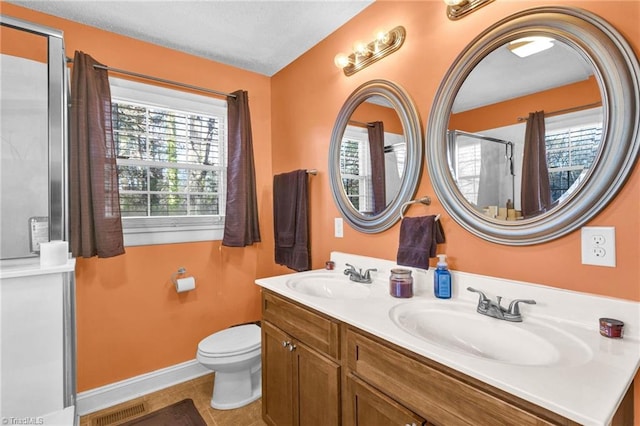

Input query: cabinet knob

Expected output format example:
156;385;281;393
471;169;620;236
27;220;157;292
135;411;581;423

288;343;297;352
282;340;290;348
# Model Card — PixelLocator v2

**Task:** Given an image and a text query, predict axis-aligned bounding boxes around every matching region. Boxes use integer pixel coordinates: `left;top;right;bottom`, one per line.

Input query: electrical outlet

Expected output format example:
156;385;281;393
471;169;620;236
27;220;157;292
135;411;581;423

334;217;343;238
581;227;615;267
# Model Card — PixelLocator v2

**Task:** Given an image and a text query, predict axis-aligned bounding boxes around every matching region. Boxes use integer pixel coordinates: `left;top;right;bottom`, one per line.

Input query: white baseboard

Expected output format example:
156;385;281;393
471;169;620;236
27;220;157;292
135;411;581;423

76;359;210;415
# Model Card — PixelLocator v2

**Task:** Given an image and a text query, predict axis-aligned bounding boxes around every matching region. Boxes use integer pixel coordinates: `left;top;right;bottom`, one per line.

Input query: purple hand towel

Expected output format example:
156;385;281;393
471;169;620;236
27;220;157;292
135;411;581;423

396;215;445;269
273;170;310;271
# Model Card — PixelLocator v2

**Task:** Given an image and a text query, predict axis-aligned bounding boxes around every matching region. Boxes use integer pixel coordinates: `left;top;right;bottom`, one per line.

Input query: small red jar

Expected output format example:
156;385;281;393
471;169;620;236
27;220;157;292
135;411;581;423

599;318;624;338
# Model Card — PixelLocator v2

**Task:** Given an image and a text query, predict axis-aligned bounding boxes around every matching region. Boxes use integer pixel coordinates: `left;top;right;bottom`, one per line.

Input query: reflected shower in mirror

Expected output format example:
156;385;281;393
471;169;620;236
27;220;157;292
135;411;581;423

340;95;406;215
447;36;603;221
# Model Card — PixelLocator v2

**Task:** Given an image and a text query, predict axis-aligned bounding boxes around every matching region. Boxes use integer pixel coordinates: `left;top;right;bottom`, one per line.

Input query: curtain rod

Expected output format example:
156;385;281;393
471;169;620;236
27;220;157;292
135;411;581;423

517;101;602;122
452;129;512;146
66;57;235;98
348;119;374;128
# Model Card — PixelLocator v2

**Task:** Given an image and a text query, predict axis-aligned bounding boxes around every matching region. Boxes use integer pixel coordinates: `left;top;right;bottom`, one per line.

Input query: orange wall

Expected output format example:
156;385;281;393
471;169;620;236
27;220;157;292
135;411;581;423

351;101;403;134
1;2;278;391
271;0;640;414
3;0;640;413
449;76;601;132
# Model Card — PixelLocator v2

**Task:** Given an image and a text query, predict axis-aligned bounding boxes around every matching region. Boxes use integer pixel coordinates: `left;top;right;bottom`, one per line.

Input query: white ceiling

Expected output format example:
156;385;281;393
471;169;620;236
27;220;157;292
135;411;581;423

7;1;595;108
7;0;373;76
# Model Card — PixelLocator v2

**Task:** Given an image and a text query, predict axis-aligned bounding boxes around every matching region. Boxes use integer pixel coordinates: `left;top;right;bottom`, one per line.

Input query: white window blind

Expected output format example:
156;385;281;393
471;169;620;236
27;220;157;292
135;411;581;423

341;126;373;214
110;78;227;246
545;108;602;203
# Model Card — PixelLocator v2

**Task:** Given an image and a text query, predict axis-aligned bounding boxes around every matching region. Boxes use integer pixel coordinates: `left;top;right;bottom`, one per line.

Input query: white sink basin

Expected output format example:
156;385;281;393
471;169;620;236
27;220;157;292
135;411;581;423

389;301;592;366
286;273;371;299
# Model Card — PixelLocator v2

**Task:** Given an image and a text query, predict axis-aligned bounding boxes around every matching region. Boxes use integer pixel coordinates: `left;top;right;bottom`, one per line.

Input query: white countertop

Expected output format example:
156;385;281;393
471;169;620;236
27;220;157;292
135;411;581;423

255;252;640;426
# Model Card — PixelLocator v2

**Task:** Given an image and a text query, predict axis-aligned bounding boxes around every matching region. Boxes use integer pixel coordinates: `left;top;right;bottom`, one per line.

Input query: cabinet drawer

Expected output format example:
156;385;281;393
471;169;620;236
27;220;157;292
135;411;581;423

346;374;426;426
346;327;572;426
262;291;340;359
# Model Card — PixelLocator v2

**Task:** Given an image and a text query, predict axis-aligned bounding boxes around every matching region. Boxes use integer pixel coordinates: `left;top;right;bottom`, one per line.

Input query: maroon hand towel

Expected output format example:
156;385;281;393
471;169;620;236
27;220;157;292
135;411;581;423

273;170;310;271
396;215;445;269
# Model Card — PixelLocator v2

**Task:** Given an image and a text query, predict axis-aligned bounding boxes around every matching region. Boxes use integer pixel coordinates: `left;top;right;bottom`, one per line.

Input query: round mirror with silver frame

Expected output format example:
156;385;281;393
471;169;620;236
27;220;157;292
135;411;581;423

329;80;422;233
427;7;639;245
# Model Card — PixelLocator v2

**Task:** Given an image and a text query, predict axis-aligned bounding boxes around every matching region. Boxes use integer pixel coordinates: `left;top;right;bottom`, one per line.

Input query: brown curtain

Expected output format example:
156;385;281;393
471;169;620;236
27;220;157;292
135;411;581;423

222;90;261;247
521;111;552;217
367;121;386;214
69;51;124;258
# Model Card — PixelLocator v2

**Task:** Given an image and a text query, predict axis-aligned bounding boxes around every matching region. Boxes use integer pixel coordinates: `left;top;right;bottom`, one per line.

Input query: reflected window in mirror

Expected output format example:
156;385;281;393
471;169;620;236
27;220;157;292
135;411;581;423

448;106;603;219
340;125;406;215
341;95;407;216
329;79;422;233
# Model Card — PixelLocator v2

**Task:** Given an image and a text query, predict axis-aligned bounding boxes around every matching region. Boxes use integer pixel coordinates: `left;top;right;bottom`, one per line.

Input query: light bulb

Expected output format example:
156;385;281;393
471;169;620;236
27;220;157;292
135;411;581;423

443;0;466;5
334;53;351;69
353;41;369;56
375;30;389;45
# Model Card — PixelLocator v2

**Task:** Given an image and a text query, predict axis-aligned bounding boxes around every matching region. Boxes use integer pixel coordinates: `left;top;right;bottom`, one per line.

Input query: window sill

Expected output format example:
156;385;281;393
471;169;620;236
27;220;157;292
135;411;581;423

122;217;224;246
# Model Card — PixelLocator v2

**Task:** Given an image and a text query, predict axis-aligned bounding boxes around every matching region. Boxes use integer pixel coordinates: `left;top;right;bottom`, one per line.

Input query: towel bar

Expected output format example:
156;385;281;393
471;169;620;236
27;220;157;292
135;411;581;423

400;196;440;220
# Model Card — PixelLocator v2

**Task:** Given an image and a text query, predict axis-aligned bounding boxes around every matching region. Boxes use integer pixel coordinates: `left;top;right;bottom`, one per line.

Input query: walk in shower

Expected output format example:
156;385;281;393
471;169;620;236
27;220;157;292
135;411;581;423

1;14;76;425
448;129;519;213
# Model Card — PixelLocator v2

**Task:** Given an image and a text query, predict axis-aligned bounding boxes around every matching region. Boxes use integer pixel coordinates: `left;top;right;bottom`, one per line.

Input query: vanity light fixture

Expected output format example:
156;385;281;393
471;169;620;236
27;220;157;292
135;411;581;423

508;36;555;58
444;0;494;20
334;26;406;76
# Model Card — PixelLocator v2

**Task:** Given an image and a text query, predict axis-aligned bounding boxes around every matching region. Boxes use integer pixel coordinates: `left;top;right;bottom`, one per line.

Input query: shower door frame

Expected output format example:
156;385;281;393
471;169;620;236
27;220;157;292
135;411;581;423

1;14;74;411
0;14;68;255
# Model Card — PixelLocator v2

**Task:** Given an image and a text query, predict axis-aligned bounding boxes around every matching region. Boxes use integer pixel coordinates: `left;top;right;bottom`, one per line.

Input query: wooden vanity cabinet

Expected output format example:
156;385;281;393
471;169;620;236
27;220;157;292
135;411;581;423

261;290;634;426
345;326;573;425
262;291;341;426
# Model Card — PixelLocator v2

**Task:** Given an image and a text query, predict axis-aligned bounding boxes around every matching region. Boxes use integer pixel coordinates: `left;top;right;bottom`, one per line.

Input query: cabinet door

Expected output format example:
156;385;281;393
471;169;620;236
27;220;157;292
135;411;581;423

345;374;426;426
294;342;341;426
263;322;294;426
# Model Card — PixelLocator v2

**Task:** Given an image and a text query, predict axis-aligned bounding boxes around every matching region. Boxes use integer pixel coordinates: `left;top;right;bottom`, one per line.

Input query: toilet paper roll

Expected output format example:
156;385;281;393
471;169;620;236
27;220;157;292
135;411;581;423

40;240;69;267
175;276;196;293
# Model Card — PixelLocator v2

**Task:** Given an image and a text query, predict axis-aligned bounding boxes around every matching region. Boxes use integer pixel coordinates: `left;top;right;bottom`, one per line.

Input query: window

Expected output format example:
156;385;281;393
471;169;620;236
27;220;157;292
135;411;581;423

545;109;602;203
340;126;372;213
453;138;481;205
340;126;407;213
110;78;227;246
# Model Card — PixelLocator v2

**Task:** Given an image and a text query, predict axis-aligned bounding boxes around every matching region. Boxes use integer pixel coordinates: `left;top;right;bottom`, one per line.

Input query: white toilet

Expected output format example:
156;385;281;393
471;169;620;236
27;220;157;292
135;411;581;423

196;323;262;410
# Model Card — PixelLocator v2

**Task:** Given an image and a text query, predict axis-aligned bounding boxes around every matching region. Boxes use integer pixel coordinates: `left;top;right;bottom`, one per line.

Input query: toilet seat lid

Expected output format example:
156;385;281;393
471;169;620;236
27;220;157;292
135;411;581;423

198;324;261;356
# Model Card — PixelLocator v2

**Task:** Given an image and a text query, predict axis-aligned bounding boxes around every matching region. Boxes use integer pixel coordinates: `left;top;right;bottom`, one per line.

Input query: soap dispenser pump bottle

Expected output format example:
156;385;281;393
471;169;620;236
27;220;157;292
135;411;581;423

434;254;451;299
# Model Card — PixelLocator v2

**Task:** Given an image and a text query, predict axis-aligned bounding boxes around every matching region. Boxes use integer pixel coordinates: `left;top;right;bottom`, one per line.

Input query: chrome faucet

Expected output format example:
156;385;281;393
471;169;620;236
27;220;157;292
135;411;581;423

467;287;536;322
344;263;377;284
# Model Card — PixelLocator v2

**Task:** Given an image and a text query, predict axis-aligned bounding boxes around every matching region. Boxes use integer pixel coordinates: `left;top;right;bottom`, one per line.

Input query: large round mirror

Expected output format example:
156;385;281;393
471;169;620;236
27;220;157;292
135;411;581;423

427;7;639;245
330;80;422;233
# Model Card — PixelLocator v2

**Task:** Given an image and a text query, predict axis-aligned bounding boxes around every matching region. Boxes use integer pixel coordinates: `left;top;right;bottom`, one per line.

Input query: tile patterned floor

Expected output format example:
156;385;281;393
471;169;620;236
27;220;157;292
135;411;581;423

79;374;267;426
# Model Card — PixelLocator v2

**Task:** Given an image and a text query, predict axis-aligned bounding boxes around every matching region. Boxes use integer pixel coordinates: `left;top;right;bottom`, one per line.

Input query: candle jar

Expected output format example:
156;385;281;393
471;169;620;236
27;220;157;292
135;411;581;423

599;318;624;338
389;268;413;298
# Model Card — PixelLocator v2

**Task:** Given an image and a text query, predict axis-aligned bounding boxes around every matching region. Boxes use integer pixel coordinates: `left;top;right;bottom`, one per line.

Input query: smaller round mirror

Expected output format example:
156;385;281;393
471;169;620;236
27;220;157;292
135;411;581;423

329;80;422;233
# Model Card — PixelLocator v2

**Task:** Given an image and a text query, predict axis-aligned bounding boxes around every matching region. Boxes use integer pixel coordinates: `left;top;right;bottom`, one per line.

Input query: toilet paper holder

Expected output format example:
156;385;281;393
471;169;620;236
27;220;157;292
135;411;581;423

171;267;187;285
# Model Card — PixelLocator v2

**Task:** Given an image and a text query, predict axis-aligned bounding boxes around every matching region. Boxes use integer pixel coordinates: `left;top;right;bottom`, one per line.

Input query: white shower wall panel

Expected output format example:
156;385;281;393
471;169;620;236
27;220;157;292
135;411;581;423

0;260;74;418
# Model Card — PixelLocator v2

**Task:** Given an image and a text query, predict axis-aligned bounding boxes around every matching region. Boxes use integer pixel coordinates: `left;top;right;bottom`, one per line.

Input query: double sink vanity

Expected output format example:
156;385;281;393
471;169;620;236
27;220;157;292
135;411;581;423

256;252;639;426
257;5;640;426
